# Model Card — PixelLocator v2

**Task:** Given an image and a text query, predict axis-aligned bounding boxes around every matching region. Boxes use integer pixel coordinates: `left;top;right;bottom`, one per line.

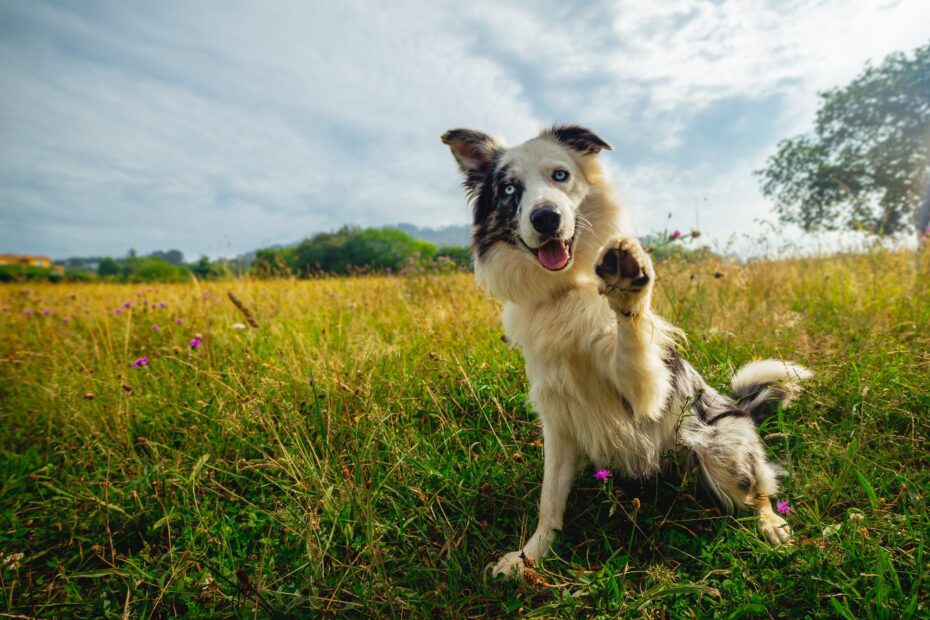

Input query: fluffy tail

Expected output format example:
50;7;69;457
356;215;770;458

730;360;812;426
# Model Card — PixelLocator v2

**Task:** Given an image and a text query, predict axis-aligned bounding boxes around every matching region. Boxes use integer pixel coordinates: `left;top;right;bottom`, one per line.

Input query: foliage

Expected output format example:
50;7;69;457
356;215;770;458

250;226;471;277
757;41;930;235
189;256;233;280
96;257;121;277
2;249;928;617
0;265;56;283
291;226;437;275
131;257;189;282
148;249;185;265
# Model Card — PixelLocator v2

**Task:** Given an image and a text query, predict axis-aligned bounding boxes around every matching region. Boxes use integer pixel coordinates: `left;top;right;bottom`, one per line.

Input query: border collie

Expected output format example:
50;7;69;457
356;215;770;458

441;125;811;578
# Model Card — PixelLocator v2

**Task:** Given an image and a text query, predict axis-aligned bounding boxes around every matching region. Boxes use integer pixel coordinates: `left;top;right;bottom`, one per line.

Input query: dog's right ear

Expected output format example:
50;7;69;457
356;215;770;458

441;129;502;185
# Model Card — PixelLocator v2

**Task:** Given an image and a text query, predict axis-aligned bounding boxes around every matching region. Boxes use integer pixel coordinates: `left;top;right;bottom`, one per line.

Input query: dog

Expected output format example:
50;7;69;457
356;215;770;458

441;125;812;579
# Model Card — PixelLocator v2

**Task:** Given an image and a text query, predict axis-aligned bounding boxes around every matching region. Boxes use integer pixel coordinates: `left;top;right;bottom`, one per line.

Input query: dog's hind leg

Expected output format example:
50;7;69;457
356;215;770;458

492;423;579;579
684;410;792;544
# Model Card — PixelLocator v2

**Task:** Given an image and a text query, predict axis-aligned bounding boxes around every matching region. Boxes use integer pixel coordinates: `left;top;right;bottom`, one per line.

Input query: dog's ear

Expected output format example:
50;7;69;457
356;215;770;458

545;125;612;155
441;129;502;182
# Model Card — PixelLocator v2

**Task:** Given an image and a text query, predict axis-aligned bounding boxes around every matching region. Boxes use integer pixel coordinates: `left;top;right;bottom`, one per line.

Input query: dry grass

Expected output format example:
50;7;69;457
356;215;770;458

1;249;928;617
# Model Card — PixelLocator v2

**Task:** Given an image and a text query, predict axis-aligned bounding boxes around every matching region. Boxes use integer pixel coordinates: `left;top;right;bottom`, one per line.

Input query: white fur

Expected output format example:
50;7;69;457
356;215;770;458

444;128;808;579
732;359;812;407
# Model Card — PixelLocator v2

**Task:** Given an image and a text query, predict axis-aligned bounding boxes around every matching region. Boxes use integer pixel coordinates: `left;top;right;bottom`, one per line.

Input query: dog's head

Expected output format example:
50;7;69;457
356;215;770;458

442;125;620;301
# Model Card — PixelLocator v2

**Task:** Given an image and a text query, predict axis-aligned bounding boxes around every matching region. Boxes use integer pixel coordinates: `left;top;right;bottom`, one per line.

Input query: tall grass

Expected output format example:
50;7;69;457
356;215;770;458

1;249;928;617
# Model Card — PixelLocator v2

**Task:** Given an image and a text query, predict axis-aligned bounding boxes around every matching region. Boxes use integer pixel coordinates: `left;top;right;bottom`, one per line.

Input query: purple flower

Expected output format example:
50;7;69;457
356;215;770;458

61;317;71;324
113;308;124;315
593;469;612;482
131;357;149;368
157;302;167;309
122;301;132;308
41;309;51;316
189;337;202;349
776;500;794;515
176;318;184;325
671;229;682;240
151;324;160;332
23;309;34;316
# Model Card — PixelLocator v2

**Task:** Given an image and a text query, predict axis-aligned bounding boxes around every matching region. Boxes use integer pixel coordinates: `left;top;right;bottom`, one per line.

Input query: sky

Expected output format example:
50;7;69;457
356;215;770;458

1;0;929;260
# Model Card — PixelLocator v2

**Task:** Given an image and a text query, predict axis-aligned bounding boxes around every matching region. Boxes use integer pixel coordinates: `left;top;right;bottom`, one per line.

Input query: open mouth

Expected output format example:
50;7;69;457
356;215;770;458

526;236;574;271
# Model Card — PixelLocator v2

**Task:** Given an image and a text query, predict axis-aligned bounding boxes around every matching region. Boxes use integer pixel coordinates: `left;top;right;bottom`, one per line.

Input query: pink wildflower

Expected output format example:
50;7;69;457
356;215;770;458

113;308;124;315
41;309;51;316
593;469;612;482
671;229;682;240
151;324;160;332
131;357;149;368
176;318;184;325
157;302;167;309
61;317;71;324
23;309;34;316
776;500;794;515
122;302;132;308
189;337;202;349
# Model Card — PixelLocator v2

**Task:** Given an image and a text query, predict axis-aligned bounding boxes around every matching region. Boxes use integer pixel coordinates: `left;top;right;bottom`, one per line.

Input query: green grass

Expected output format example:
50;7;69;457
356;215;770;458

1;250;928;618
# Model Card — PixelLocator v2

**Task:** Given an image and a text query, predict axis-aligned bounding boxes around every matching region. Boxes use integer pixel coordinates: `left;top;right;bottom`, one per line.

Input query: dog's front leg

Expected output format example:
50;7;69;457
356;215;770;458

595;237;672;423
492;423;578;579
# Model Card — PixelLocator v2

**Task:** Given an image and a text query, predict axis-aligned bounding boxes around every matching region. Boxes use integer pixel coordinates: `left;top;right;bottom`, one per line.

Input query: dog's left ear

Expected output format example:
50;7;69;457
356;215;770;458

441;129;502;181
545;125;612;155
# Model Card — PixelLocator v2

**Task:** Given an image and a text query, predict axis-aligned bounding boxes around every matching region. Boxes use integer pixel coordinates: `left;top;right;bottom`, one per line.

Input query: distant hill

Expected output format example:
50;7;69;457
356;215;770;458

394;223;469;247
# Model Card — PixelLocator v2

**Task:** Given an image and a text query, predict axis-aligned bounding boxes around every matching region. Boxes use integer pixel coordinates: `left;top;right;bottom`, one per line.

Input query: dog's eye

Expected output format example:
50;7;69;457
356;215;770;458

503;184;516;196
552;169;570;182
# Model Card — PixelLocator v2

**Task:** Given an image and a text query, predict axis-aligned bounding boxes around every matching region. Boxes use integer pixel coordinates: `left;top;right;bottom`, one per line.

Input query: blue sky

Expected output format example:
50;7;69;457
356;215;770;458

1;0;928;259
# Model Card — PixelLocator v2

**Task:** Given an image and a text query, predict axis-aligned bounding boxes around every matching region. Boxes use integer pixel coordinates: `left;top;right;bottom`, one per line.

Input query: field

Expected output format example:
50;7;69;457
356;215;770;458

1;250;928;618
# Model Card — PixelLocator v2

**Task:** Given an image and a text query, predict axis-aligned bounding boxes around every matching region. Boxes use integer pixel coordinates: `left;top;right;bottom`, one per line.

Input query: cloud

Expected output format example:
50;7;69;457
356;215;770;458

0;0;928;258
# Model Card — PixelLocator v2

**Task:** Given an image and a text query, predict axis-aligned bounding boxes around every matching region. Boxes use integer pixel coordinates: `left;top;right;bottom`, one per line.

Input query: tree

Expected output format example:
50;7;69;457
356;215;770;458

757;41;930;237
289;226;435;275
97;257;121;277
149;249;184;265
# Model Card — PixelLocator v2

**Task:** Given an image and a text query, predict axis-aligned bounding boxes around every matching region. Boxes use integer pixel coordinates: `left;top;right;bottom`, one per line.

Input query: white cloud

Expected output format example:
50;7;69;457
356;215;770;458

0;0;927;258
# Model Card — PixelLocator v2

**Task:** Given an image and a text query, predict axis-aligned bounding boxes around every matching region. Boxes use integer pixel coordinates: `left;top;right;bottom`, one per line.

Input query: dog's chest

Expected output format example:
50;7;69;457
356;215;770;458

502;296;674;474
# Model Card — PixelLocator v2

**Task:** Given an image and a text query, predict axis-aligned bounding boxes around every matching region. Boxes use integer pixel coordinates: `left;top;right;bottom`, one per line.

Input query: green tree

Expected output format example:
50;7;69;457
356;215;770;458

149;249;184;265
756;41;930;236
250;247;295;278
133;258;187;282
97;257;121;277
289;226;436;275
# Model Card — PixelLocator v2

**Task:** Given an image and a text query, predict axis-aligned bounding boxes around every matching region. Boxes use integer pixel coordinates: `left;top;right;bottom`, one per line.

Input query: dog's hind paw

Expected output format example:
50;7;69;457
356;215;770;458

595;236;654;315
492;550;529;580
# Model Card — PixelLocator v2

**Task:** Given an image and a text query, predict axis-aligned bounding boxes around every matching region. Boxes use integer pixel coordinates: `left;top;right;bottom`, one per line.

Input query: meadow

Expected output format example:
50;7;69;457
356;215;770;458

1;249;928;618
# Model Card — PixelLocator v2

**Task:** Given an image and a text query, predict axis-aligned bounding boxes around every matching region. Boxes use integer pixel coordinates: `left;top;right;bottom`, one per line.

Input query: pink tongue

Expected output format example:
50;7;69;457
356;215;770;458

537;240;569;270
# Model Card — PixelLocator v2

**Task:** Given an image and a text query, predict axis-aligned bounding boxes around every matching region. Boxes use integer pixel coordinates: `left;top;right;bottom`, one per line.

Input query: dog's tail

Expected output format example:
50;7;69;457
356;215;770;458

730;360;812;426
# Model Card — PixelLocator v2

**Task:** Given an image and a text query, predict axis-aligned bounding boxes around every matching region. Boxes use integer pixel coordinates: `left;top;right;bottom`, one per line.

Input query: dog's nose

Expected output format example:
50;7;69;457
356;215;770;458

530;204;561;236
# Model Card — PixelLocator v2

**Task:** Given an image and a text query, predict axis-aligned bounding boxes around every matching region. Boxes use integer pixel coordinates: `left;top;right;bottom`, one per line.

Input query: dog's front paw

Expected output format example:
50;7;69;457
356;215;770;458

595;236;654;315
492;550;529;580
759;512;793;545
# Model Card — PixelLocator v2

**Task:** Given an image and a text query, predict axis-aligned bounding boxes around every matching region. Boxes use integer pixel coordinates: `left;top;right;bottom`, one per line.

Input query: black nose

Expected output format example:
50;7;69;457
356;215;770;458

530;204;561;236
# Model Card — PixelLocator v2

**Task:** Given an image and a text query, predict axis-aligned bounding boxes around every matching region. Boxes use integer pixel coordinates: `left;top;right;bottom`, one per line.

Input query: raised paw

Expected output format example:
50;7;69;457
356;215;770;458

492;550;529;580
759;511;793;545
595;236;654;314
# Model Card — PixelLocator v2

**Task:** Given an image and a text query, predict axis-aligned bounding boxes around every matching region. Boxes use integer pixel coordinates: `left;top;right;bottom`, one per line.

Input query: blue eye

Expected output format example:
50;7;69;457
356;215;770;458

503;184;516;196
553;169;569;182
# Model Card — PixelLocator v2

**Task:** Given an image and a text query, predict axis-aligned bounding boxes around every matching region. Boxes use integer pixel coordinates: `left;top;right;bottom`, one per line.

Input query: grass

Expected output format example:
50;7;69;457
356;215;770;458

1;249;928;618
